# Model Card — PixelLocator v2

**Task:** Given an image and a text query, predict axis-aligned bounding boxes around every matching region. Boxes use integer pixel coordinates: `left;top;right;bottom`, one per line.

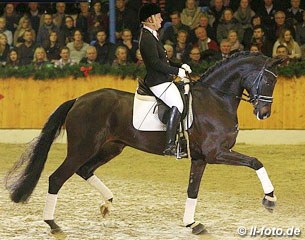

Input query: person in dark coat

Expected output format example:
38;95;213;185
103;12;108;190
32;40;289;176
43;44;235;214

138;3;191;156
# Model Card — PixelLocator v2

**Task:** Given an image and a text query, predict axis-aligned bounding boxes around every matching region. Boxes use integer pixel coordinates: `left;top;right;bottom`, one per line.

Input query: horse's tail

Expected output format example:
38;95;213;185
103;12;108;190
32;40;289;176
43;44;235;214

5;99;76;203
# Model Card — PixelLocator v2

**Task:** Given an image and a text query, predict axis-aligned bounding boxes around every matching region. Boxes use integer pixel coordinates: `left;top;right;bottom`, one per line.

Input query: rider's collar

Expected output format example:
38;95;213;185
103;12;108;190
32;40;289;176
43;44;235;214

143;25;158;40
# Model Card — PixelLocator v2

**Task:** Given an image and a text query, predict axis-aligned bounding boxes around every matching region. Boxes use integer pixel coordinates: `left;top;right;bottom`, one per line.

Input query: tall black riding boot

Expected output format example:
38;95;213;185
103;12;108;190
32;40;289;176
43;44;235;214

163;106;181;156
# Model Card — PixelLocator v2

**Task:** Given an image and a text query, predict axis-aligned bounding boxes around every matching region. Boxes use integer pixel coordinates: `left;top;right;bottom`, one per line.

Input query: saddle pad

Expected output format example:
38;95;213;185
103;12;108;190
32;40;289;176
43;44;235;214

132;92;193;131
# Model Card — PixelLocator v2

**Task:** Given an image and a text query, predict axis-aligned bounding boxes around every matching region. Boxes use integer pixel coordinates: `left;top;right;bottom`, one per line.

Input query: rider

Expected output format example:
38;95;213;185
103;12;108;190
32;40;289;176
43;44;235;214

138;3;192;156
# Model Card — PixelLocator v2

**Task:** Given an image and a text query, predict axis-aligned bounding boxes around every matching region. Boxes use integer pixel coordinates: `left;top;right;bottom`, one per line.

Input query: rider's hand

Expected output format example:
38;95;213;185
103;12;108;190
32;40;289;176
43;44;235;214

181;64;192;74
178;68;187;78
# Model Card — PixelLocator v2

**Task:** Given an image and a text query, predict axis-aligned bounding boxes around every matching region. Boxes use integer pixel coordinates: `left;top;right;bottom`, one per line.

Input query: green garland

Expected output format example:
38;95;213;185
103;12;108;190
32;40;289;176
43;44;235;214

0;61;302;80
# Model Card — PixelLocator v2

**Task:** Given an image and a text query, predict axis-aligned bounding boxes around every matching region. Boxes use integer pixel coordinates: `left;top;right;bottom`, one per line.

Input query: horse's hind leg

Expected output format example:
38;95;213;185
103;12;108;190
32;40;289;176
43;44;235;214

76;142;125;216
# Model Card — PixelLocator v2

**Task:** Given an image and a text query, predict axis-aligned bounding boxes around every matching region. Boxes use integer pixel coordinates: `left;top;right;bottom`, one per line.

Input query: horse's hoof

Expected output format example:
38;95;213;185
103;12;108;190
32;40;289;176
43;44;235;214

50;227;63;234
262;195;277;212
187;222;206;235
100;200;112;218
44;220;62;234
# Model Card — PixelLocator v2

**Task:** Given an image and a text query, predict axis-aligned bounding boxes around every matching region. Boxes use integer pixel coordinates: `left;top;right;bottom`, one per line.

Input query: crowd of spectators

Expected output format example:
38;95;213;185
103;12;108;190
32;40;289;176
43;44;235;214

1;0;305;71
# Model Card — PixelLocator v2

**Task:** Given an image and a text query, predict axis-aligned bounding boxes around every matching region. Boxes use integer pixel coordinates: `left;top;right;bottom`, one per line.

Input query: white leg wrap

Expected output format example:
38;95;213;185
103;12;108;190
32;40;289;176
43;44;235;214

183;198;197;226
43;193;58;220
87;175;113;200
256;167;274;194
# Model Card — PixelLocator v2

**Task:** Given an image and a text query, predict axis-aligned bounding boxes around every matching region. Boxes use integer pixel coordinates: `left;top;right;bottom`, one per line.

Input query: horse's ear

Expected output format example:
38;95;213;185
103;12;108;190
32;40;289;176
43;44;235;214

266;57;288;68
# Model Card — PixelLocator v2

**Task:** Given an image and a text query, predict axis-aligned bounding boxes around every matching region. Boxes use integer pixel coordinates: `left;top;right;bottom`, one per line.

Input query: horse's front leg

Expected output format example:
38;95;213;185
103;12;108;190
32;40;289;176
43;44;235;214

212;149;276;211
184;159;207;235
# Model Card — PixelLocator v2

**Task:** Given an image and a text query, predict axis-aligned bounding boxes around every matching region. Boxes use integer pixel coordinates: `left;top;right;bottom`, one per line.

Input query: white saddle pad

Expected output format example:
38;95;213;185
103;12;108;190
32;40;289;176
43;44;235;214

132;92;193;131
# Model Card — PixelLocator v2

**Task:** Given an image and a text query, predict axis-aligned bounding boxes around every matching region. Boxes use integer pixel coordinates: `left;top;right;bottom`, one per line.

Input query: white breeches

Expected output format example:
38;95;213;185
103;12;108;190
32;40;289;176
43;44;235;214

150;82;184;113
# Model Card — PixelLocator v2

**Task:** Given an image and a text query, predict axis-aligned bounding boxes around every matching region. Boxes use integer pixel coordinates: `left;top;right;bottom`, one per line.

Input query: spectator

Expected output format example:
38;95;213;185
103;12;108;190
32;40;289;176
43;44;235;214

52;2;66;29
212;38;232;61
135;48;144;66
249;43;260;53
43;30;61;63
257;0;277;34
6;48;20;68
54;46;76;68
272;28;301;59
76;2;91;43
296;11;305;56
117;28;138;62
243;15;265;47
26;2;41;36
274;44;290;66
161;11;190;46
115;0;139;40
13;16;36;47
80;46;98;64
209;0;225;29
2;3;20;34
227;29;244;52
60;15;75;45
0;33;9;65
112;45;129;66
187;46;202;66
286;0;304;25
66;29;89;63
190;14;216;43
180;0;203;30
37;13;59;47
89;0;109;38
164;44;181;67
173;29;192;62
233;0;255;31
93;29;116;64
194;26;219;54
17;29;37;65
217;8;244;43
249;25;273;57
0;17;13;46
271;11;295;43
32;46;50;69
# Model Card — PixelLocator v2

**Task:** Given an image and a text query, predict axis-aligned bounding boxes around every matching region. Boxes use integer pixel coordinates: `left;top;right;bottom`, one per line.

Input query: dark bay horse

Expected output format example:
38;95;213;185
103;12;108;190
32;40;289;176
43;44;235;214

5;52;283;235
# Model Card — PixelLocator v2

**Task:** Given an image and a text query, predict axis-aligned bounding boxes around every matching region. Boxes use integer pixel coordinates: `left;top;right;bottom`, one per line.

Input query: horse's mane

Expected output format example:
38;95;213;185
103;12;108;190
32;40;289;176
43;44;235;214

198;51;266;82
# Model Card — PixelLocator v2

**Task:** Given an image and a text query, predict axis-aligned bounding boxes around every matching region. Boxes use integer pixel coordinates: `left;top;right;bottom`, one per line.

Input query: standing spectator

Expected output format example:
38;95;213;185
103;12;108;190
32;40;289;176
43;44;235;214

217;8;244;43
161;11;190;46
76;2;91;43
117;28;138;62
272;28;301;59
6;48;20;68
194;26;219;54
43;30;61;62
66;29;89;63
60;15;75;45
286;0;304;25
93;29;116;64
0;33;10;65
52;2;66;29
180;0;203;30
17;29;37;65
249;25;273;57
54;46;76;68
89;0;109;37
32;47;49;69
2;3;20;34
227;29;244;52
80;46;98;64
37;13;59;47
257;0;277;35
26;2;41;36
115;0;139;39
187;46;202;66
0;17;13;46
233;0;256;32
209;0;225;29
163;44;181;67
13;16;36;47
112;45;129;66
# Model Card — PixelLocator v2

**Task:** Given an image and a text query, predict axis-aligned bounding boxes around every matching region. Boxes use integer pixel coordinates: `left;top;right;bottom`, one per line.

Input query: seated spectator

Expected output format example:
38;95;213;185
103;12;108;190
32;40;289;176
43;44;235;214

32;47;50;69
89;0;109;41
80;46;98;64
163;44;181;67
26;2;41;36
43;30;61;63
76;2;91;43
66;29;89;63
112;45;129;66
271;11;295;43
227;29;244;52
0;17;13;46
249;44;260;53
0;33;10;65
187;46;202;66
161;11;191;46
209;0;225;29
286;0;304;25
135;49;144;66
6;48;21;68
274;44;290;66
37;13;59;47
211;38;232;61
190;14;216;43
173;29;192;62
53;2;66;29
117;28;138;63
54;46;76;68
2;3;20;34
60;16;75;45
217;8;244;44
13;16;36;47
249;25;273;57
256;0;277;35
17;29;37;65
194;26;219;54
234;0;256;32
243;15;266;48
181;0;203;30
272;28;301;59
93;29;116;64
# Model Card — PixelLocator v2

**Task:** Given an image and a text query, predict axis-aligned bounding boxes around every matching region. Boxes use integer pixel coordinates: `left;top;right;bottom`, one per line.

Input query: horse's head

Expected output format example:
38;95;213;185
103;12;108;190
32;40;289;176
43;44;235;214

244;57;285;120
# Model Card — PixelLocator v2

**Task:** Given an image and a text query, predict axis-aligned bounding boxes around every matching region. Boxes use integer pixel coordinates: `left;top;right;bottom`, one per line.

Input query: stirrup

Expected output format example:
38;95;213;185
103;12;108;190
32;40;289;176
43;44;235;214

163;144;177;156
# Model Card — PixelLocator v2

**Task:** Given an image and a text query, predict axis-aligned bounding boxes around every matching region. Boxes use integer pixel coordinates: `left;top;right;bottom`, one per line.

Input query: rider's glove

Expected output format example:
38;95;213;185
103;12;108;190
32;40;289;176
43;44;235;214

181;64;192;74
178;68;187;78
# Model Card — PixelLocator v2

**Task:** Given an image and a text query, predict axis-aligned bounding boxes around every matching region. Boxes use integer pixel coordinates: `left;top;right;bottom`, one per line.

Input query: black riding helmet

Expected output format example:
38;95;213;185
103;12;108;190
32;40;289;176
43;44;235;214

138;3;161;22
